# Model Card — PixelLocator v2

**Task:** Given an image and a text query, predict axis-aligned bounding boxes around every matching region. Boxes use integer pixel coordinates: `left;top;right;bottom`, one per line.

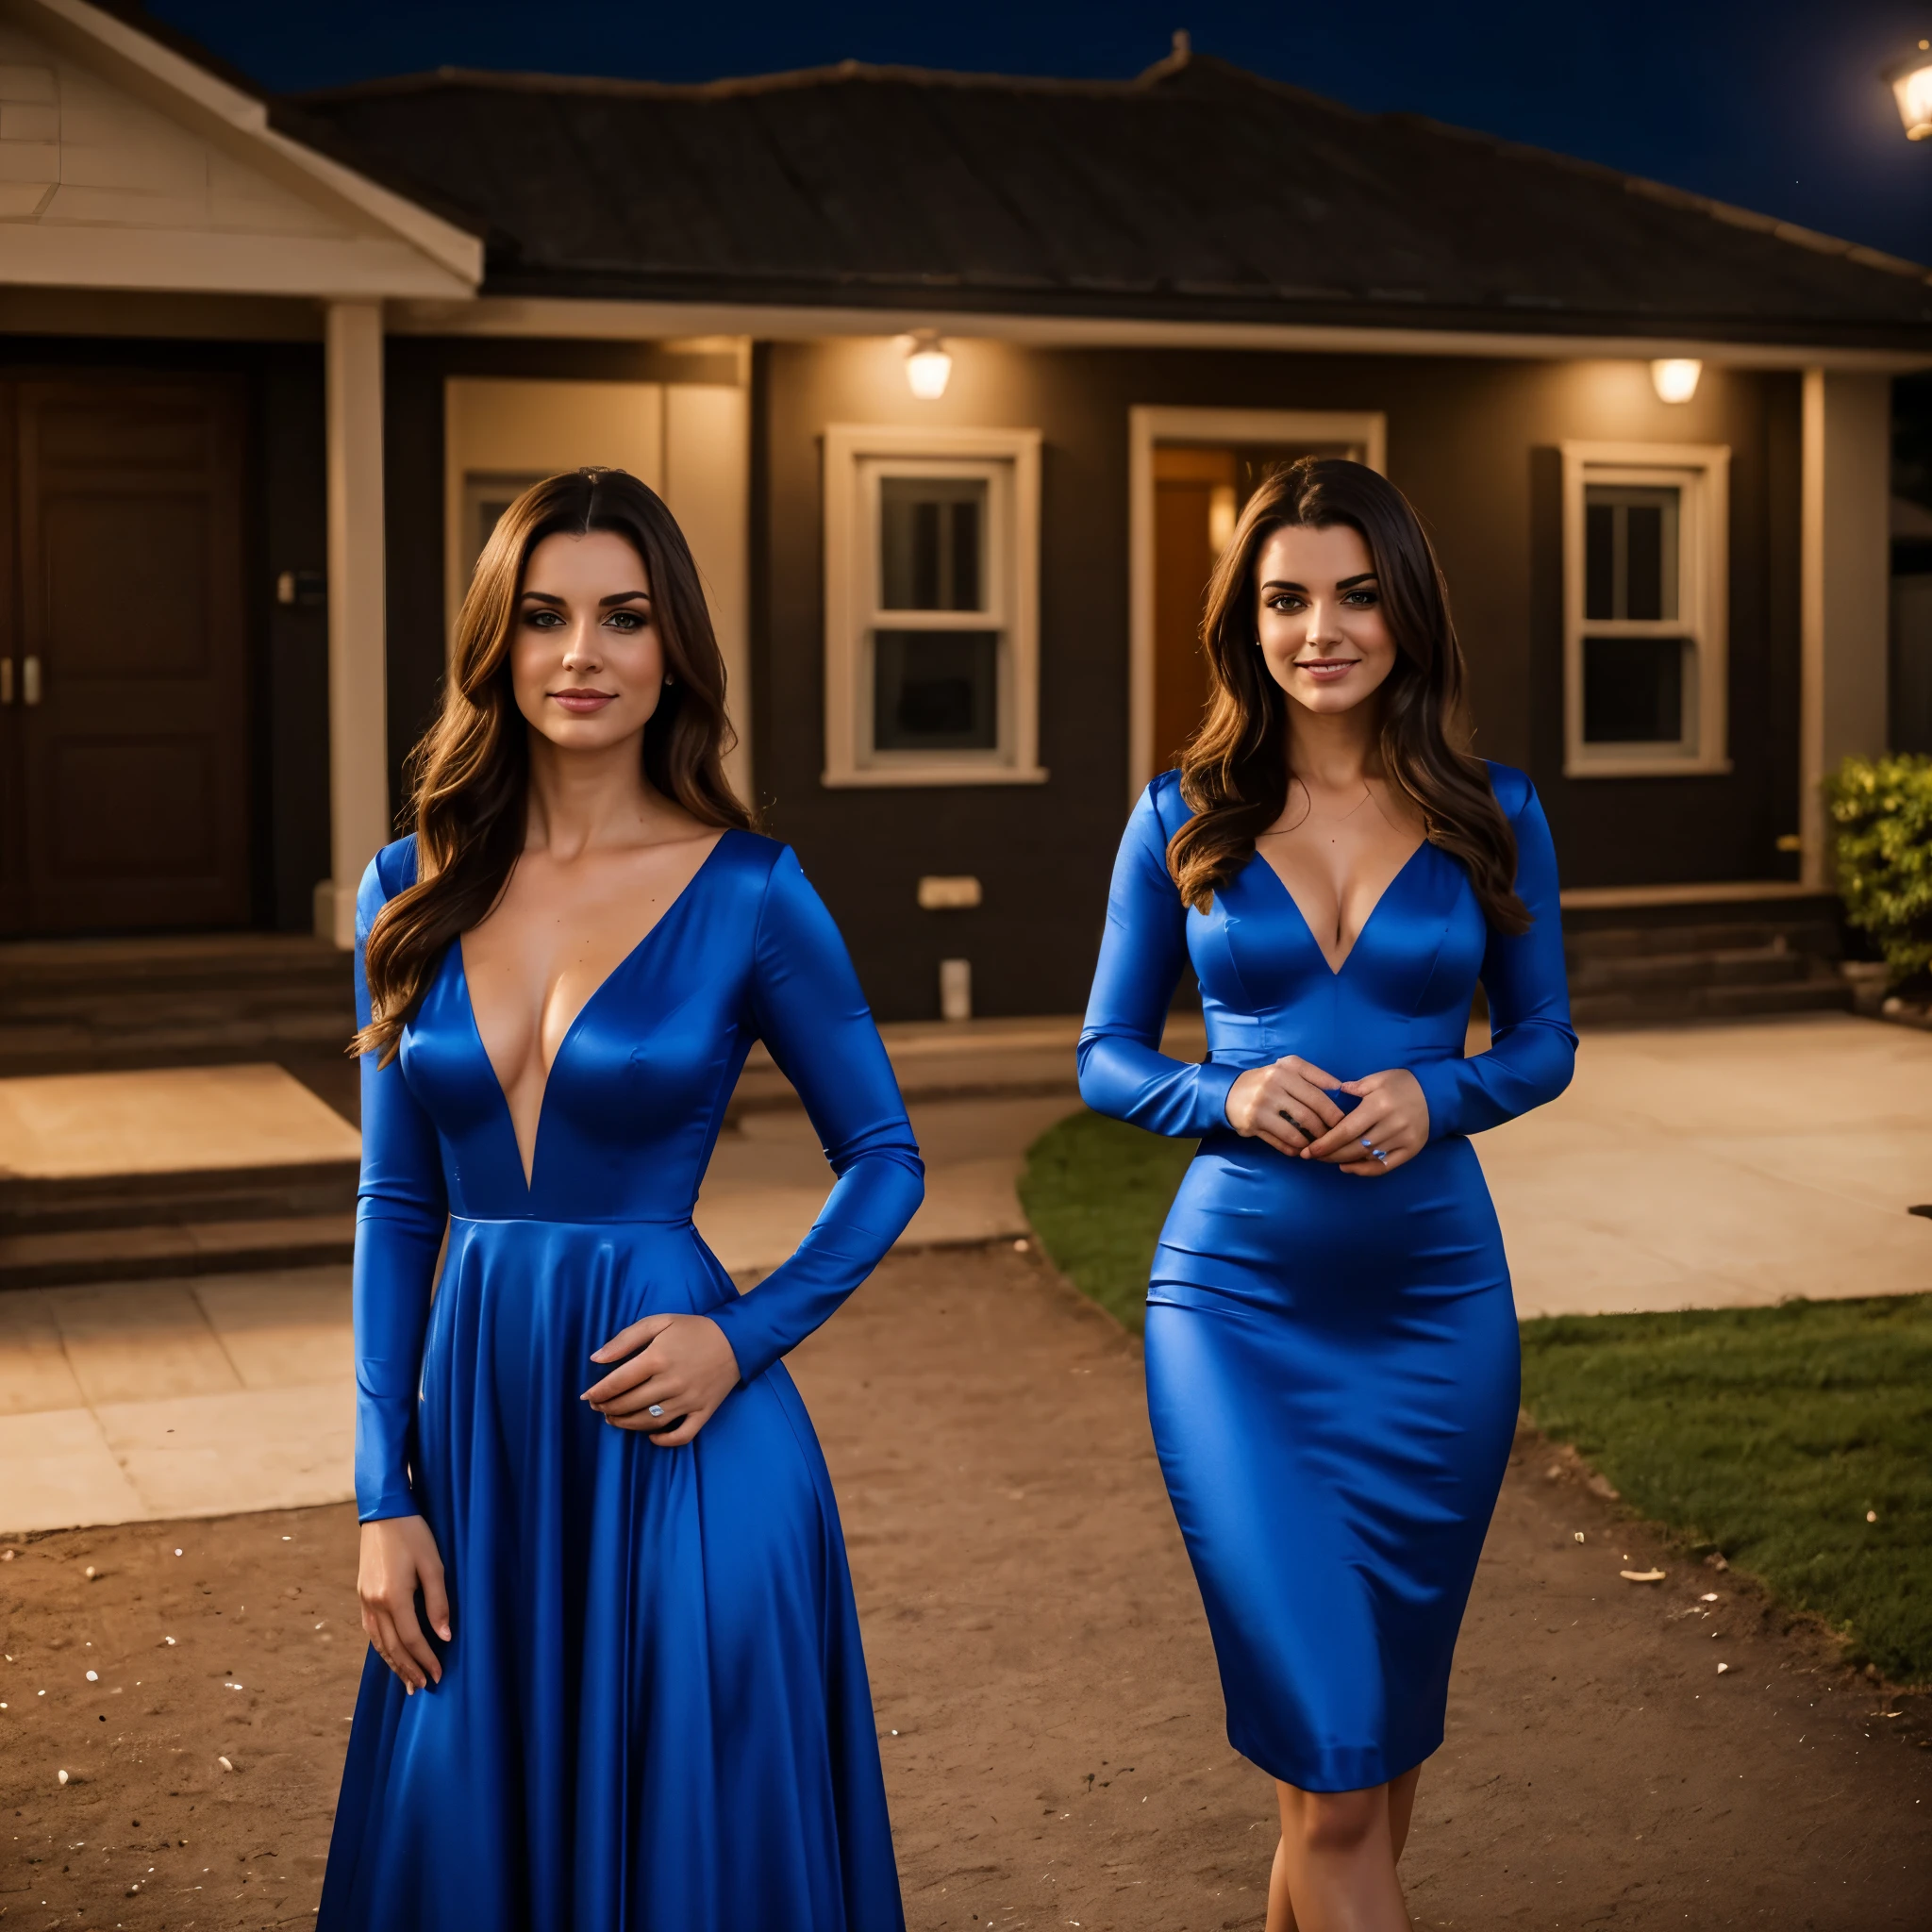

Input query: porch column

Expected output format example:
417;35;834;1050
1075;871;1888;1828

321;300;391;948
1799;369;1891;888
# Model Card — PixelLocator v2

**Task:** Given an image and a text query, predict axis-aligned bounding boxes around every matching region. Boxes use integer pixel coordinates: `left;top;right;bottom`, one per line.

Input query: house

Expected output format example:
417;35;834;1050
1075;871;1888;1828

2;1;1924;1022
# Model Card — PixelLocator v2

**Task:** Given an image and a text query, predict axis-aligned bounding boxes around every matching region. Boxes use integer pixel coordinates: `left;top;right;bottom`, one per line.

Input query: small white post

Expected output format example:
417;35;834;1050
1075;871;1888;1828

940;958;973;1023
323;299;391;947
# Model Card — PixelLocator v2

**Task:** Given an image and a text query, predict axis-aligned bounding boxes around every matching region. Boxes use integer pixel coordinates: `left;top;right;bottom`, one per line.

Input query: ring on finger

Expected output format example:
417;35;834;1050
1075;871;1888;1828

647;1403;665;1418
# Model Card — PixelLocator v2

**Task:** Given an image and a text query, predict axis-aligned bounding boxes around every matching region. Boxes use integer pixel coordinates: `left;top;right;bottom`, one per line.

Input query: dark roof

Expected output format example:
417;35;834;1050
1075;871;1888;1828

289;52;1932;346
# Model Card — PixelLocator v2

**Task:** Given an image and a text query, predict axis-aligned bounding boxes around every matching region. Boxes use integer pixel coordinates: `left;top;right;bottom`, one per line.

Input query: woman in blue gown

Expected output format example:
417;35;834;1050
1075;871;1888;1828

1079;458;1574;1930
317;468;923;1931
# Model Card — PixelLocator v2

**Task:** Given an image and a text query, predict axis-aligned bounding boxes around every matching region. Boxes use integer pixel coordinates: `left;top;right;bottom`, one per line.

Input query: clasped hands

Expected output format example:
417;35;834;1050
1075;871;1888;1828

1224;1055;1429;1175
358;1313;742;1690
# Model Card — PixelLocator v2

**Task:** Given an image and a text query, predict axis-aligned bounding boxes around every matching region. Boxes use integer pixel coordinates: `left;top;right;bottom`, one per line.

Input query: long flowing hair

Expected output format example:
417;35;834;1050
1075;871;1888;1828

354;467;753;1062
1167;456;1529;933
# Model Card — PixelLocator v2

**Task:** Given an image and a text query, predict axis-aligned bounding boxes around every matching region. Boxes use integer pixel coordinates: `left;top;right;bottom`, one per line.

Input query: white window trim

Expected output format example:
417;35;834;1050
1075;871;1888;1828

1126;407;1388;803
1561;440;1731;778
823;422;1043;788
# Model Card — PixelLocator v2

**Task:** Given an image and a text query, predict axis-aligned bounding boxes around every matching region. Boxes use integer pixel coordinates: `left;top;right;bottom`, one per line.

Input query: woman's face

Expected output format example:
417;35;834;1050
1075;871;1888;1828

510;529;667;753
1252;520;1400;719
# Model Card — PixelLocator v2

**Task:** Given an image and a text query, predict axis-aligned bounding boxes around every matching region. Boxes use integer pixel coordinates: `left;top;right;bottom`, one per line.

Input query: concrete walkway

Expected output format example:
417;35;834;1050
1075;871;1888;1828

1481;1011;1932;1318
2;1010;1928;1534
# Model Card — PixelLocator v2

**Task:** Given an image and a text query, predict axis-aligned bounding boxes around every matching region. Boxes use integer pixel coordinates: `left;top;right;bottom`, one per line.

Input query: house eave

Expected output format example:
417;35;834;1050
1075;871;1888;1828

388;292;1932;373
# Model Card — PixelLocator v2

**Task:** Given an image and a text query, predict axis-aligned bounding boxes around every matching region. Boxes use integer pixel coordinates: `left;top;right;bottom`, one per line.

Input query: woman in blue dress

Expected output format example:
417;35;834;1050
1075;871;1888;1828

317;467;923;1931
1079;458;1574;1931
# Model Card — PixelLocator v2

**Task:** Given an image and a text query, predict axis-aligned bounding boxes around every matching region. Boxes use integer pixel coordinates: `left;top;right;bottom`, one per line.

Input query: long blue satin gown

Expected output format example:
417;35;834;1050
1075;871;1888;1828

1078;762;1574;1793
317;829;924;1931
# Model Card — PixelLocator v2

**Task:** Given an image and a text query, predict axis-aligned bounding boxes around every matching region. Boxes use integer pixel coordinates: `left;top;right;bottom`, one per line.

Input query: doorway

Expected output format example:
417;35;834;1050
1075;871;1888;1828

0;375;251;935
1128;407;1387;800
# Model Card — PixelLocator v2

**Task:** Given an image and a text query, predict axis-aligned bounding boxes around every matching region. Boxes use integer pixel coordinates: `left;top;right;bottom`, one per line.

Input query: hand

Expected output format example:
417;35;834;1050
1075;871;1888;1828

358;1513;449;1693
582;1313;741;1447
1302;1068;1430;1175
1224;1055;1348;1158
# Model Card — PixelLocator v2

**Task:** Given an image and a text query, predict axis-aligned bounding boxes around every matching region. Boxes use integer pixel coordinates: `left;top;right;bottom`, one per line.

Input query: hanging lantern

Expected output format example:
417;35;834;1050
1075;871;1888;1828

903;330;953;400
1650;358;1702;405
1885;42;1932;140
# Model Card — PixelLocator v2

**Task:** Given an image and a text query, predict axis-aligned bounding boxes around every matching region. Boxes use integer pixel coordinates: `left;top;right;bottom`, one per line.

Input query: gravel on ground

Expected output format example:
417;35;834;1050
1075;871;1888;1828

4;1243;1929;1929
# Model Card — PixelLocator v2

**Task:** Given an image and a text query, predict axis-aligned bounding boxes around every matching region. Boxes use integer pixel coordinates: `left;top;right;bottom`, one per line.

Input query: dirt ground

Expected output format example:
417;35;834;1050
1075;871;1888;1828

3;1243;1929;1931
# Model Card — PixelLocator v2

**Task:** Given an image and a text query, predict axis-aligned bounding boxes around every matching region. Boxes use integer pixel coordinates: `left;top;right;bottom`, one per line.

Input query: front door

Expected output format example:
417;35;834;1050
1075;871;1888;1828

0;375;251;935
1151;441;1351;772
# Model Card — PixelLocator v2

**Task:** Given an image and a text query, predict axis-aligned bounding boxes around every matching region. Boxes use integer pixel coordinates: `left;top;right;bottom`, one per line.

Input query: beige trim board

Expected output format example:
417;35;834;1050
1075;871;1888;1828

389;295;1932;372
1559;880;1822;910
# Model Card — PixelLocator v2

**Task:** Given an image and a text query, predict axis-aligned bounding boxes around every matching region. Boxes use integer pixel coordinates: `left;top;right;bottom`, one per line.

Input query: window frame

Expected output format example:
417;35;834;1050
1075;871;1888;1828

1561;440;1731;778
823;423;1043;788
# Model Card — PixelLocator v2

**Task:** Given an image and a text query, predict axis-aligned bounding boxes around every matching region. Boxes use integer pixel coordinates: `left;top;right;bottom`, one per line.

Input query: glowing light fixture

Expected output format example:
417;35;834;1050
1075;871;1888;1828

1208;483;1238;555
903;330;952;399
1650;358;1702;405
1886;41;1932;140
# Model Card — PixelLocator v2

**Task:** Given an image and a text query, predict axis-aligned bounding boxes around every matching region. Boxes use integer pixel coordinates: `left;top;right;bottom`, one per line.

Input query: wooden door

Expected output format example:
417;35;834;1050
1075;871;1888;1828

11;377;251;933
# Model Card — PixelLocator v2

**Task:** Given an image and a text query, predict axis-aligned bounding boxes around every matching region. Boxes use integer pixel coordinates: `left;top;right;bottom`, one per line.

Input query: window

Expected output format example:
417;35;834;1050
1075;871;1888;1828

823;425;1042;786
461;471;549;579
1562;442;1730;776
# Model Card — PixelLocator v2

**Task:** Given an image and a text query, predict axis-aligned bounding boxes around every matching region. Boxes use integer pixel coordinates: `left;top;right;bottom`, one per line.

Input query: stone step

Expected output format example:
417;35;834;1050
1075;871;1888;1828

1568;973;1854;1028
0;935;355;1078
0;1160;359;1237
1567;946;1820;994
1565;919;1840;962
0;1212;356;1290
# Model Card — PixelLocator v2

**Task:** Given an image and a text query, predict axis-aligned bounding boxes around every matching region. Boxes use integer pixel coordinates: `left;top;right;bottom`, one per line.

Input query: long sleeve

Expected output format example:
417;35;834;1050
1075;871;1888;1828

1077;782;1242;1138
350;847;448;1523
1410;778;1577;1141
705;849;924;1384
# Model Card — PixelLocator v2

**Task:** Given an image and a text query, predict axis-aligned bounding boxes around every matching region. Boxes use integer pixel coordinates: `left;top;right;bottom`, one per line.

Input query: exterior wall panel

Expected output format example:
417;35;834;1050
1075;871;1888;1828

757;340;1803;1020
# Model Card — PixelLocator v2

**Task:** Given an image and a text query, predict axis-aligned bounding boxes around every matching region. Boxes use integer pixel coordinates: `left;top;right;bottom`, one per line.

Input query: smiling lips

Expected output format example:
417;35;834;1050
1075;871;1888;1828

1294;658;1360;683
550;687;618;714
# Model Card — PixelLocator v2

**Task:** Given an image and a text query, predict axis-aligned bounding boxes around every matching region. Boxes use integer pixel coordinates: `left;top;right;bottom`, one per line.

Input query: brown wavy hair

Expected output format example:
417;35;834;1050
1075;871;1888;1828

1167;456;1529;934
353;467;754;1063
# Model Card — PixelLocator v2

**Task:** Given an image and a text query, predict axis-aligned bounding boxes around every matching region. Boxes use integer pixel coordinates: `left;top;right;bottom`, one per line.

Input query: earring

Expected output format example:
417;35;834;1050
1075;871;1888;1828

663;674;676;687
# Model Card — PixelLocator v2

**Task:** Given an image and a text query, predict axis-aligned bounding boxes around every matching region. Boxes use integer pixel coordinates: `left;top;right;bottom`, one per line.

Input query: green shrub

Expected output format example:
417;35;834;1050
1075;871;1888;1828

1826;753;1932;988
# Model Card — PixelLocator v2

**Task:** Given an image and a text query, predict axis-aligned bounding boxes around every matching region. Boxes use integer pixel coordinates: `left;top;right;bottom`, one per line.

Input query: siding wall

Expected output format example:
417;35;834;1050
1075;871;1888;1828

755;339;1803;1021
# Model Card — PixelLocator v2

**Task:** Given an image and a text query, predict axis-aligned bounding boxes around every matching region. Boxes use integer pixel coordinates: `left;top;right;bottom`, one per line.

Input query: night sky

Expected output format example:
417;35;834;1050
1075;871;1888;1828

149;0;1932;269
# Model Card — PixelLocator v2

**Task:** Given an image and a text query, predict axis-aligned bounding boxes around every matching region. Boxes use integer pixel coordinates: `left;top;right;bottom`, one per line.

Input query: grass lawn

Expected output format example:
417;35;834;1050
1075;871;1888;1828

1017;1109;1193;1335
1020;1106;1932;1684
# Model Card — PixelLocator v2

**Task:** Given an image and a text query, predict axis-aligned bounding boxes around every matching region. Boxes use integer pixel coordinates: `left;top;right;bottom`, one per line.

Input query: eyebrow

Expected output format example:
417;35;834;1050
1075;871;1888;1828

518;589;651;607
1259;572;1379;592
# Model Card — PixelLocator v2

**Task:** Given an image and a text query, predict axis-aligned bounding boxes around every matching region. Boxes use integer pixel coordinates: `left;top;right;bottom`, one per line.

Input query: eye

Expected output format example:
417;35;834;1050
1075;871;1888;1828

522;607;564;629
1342;588;1380;607
604;609;646;632
1266;591;1307;613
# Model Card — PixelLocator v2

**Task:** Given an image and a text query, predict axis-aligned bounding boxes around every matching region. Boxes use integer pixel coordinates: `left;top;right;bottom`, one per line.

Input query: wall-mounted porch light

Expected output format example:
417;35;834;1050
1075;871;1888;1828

1650;358;1702;405
902;330;953;400
1886;41;1932;139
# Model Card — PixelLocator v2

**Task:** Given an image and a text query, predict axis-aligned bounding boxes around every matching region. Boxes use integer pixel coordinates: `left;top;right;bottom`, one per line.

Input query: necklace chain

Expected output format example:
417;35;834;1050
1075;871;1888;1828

1262;776;1374;833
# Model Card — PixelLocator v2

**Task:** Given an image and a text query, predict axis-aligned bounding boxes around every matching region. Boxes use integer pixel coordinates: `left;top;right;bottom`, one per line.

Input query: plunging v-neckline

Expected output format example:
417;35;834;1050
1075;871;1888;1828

456;831;728;1191
1254;837;1429;977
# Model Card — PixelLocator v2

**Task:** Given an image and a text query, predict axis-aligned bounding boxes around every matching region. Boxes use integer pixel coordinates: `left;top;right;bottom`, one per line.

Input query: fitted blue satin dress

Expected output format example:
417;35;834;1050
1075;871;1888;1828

317;829;924;1932
1078;762;1574;1793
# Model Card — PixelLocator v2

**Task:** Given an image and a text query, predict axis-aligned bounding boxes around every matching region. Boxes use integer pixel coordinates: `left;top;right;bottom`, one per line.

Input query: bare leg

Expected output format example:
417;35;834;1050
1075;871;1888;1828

1266;1827;1299;1932
1266;1765;1422;1930
1387;1765;1422;1862
1273;1778;1411;1932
